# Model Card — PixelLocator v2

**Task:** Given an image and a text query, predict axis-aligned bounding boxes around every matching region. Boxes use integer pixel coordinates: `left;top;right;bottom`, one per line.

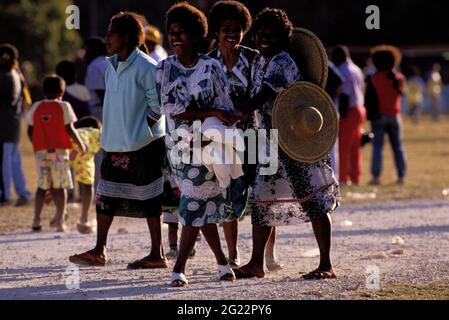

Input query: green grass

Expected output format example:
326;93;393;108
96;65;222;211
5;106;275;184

358;282;449;300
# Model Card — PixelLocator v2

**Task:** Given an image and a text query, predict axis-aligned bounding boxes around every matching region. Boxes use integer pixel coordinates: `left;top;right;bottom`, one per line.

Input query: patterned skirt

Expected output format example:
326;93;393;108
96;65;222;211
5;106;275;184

95;138;165;218
250;149;340;227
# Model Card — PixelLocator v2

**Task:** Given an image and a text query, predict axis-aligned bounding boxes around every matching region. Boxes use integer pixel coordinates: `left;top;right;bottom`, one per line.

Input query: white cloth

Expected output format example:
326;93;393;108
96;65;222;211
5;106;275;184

199;117;244;188
150;45;168;63
66;83;90;102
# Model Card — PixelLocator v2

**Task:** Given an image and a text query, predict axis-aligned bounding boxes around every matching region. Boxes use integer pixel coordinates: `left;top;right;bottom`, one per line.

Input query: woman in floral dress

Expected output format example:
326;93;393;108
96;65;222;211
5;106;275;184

157;2;239;287
234;8;340;280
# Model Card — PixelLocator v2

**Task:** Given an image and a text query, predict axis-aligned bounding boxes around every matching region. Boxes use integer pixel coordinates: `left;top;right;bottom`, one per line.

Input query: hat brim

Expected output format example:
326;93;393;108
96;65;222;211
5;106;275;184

272;82;338;163
289;28;328;89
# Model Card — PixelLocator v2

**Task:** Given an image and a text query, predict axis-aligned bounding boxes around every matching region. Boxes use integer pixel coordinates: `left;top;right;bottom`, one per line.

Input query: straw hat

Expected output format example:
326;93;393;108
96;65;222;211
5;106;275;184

272;82;338;163
289;28;328;89
144;25;163;45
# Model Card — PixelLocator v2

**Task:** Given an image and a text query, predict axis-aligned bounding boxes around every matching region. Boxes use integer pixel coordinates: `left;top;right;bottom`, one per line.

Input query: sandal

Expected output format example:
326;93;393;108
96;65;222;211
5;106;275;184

228;258;241;268
218;264;236;282
301;268;337;280
69;251;106;266
171;272;188;287
127;258;168;269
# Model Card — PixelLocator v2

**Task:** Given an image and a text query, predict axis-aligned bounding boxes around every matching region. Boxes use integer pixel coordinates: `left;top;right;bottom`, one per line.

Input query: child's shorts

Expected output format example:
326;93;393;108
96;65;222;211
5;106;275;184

35;149;73;190
163;209;179;224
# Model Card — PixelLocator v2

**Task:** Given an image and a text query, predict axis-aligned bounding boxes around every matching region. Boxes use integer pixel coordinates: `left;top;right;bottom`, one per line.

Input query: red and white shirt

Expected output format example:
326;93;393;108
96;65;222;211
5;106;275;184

27;99;77;152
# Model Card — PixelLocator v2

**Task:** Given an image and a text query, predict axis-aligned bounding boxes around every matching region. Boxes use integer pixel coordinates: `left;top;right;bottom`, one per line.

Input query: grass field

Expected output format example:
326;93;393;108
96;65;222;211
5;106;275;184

0;115;448;231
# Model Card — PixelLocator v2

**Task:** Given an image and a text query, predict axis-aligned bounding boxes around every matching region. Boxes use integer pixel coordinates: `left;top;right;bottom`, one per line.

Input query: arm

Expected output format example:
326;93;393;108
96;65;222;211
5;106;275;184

65;123;86;154
172;105;238;126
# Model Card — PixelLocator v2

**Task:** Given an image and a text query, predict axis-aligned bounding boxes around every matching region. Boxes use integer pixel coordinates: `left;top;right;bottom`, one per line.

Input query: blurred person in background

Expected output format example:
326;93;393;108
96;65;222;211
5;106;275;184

0;43;32;206
83;37;108;189
331;45;366;186
144;25;168;63
426;63;443;121
56;60;91;121
405;65;425;124
365;45;407;186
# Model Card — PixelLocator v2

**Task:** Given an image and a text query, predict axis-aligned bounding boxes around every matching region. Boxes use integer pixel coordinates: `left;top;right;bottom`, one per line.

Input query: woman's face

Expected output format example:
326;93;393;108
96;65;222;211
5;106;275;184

217;19;243;50
255;25;282;58
105;23;127;56
168;23;195;58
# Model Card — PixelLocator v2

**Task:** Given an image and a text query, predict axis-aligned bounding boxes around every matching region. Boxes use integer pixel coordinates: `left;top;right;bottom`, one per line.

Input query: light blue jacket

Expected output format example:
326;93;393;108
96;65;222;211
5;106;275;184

101;48;165;152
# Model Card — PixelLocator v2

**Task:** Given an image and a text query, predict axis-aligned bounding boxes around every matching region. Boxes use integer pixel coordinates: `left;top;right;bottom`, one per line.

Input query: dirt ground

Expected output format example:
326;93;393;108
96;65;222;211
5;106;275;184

1;199;448;300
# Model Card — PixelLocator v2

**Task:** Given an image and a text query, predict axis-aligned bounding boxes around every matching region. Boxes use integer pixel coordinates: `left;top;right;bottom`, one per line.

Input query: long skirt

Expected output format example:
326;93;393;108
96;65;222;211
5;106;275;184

95;138;165;218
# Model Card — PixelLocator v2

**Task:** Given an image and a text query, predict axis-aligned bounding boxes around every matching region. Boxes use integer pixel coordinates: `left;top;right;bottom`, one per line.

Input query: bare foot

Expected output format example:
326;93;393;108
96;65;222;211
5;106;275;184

234;263;265;279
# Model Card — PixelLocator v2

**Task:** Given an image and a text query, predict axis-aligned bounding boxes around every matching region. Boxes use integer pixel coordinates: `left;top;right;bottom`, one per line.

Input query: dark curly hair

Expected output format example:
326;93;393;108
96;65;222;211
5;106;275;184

252;8;293;50
370;45;402;71
166;2;208;40
208;1;252;36
110;12;146;49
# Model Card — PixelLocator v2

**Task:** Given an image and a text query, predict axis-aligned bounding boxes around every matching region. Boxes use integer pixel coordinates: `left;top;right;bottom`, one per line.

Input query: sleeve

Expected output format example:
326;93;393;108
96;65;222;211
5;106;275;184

61;101;78;125
27;102;40;126
139;63;161;121
210;60;234;111
263;53;301;94
85;63;106;91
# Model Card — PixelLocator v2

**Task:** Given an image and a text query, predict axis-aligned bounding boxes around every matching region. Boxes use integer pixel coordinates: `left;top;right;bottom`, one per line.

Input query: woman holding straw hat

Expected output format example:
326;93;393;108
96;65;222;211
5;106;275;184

234;8;340;280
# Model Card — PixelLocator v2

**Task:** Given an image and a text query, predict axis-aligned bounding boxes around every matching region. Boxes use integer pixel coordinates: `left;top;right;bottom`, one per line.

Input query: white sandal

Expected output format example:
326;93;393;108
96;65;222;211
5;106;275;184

171;272;188;287
218;264;236;281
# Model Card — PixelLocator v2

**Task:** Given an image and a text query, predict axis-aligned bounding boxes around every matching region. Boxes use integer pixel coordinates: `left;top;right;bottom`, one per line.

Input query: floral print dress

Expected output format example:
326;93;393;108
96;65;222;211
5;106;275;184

156;54;236;227
209;45;259;217
250;51;340;226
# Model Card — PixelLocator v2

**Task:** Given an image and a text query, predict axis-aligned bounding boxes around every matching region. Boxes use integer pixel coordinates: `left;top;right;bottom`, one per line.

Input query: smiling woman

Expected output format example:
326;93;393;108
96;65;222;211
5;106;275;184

158;1;238;287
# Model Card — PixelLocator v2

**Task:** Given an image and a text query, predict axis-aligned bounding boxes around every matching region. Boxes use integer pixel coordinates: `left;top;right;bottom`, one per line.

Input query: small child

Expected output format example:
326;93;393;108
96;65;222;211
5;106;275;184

28;75;85;232
70;116;102;234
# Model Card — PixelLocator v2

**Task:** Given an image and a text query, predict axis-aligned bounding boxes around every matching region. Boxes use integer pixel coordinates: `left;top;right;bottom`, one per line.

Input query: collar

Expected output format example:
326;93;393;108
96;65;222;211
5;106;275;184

107;48;140;73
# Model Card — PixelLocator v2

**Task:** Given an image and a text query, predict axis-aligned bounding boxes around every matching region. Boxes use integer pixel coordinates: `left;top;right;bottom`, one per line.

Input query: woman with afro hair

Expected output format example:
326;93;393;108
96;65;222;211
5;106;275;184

207;0;281;271
156;2;240;287
233;8;340;280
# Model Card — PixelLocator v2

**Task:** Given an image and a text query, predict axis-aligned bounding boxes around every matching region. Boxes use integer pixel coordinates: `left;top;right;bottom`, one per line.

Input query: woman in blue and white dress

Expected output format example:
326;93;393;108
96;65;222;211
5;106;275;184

234;8;340;280
156;3;239;287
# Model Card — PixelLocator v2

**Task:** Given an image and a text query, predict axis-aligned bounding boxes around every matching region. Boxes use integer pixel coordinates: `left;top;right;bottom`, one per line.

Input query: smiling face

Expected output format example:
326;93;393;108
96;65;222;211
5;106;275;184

217;19;243;50
168;23;195;58
105;23;128;56
255;25;282;58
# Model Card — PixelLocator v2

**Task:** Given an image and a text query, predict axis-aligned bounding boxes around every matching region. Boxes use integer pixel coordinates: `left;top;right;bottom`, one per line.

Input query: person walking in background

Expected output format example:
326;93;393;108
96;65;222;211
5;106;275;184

426;63;443;121
144;25;168;63
365;45;407;185
0;44;32;207
331;45;366;186
27;75;86;232
405;66;425;124
70;12;167;268
56;60;91;121
69;116;102;234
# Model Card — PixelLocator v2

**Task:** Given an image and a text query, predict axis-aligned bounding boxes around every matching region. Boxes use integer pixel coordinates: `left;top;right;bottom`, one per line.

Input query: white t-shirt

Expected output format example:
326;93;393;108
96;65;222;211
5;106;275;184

66;83;90;102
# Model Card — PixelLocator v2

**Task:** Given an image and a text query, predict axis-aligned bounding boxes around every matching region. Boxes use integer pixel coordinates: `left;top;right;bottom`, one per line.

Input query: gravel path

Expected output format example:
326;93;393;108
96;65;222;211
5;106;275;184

1;200;448;300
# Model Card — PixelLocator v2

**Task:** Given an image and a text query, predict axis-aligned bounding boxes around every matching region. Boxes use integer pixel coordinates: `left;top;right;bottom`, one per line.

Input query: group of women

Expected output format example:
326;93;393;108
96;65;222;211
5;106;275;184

69;1;340;288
